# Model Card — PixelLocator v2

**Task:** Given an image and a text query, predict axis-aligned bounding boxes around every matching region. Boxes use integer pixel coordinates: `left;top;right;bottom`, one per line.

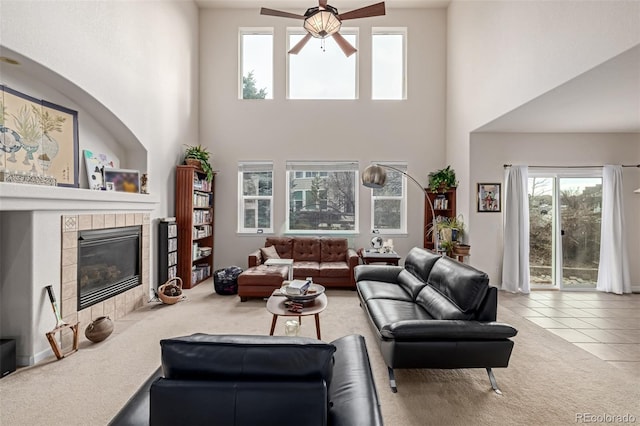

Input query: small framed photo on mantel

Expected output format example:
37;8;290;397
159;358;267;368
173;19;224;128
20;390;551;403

103;168;140;193
477;183;501;212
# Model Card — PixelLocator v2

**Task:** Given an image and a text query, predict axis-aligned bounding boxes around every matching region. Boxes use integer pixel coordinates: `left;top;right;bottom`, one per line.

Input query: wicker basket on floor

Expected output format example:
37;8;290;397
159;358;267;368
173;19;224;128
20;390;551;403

158;277;184;305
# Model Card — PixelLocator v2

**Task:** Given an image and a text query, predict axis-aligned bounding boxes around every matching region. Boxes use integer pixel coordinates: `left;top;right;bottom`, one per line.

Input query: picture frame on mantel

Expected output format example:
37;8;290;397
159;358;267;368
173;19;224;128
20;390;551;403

0;85;79;187
103;168;140;193
477;183;501;212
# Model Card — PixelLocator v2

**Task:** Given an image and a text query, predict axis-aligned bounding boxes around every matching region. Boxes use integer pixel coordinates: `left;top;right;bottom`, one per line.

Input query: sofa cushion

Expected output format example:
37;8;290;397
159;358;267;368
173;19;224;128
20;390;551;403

293;261;321;278
293;237;321;262
319;262;350;278
427;256;489;314
357;281;413;303
266;237;293;259
260;245;280;260
365;299;433;333
415;285;472;320
160;334;336;383
320;238;348;262
404;247;441;282
396;269;429;300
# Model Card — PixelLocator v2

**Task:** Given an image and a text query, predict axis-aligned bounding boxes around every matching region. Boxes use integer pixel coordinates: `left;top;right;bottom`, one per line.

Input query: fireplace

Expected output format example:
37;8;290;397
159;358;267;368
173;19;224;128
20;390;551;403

77;226;142;311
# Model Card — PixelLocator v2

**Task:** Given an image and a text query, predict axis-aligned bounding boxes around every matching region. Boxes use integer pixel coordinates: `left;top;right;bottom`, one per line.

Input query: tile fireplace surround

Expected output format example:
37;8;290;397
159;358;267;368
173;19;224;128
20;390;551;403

0;183;158;365
59;213;150;349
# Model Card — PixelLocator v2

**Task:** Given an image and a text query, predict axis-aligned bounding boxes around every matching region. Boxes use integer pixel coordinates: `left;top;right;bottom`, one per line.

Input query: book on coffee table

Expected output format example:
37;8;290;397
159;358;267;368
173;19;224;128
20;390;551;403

287;279;311;295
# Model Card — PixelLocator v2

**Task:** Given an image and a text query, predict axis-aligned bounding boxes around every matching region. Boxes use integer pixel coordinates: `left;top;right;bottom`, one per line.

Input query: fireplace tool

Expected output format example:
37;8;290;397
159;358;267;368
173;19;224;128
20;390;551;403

44;285;79;360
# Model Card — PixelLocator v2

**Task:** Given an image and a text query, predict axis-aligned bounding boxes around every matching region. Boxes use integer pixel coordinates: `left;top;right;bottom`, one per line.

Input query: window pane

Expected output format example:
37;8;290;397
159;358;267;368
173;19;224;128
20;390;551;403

372;32;404;100
244;200;257;228
241;32;273;99
559;178;601;289
238;162;273;233
288;31;357;99
243;171;272;196
288;169;356;231
374;199;401;229
373;169;402;196
528;177;553;286
257;199;271;228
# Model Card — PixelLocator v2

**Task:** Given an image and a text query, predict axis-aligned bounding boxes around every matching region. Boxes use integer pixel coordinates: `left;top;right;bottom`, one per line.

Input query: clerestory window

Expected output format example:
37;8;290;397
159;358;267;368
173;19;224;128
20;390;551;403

287;28;358;99
239;28;273;100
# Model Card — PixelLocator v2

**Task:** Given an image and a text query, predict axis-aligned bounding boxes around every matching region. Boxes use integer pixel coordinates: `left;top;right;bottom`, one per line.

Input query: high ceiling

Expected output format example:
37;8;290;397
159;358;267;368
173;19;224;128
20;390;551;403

195;0;449;8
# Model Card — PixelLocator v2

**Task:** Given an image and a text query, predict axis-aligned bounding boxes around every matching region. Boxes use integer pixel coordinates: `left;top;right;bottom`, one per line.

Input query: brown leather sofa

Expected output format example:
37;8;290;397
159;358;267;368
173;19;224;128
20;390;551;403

238;237;359;301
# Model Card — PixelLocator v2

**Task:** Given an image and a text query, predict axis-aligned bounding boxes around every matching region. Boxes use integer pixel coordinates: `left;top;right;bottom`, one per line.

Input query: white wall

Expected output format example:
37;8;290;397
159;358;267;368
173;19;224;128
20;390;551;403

200;8;447;269
0;1;199;362
447;0;640;219
469;132;640;288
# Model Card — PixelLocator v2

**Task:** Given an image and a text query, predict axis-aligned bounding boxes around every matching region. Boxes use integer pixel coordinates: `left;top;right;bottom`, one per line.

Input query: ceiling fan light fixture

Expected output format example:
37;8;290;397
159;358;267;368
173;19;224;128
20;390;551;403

304;6;341;38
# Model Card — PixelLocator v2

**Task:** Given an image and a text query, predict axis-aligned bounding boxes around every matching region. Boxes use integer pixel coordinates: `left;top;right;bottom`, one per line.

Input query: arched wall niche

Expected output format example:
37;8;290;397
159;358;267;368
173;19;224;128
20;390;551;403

0;45;147;189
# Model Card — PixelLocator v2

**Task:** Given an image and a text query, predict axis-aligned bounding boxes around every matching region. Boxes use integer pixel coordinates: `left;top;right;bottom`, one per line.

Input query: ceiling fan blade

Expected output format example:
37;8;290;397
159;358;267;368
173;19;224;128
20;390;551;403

332;32;357;57
338;2;386;20
319;0;328;8
260;7;305;20
289;33;313;55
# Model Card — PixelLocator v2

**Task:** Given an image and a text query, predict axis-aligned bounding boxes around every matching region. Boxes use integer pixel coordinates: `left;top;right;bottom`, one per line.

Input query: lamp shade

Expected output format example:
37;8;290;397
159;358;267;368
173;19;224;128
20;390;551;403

362;164;387;189
304;7;341;38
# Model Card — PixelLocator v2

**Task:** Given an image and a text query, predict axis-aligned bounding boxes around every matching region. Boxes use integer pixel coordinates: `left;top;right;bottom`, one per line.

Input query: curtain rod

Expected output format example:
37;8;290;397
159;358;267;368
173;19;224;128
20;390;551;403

503;164;640;168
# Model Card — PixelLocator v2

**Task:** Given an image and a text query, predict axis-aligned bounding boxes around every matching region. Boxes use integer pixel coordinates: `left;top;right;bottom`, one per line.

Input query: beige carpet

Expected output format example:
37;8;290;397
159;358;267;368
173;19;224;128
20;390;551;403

1;282;638;426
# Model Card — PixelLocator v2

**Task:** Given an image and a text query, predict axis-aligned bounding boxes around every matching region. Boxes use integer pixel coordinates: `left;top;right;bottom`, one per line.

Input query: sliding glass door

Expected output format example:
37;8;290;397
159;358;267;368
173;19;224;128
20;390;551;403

528;173;602;290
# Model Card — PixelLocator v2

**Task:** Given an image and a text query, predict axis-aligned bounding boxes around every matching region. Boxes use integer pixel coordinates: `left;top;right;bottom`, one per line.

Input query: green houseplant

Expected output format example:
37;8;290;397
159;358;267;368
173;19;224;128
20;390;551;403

428;165;458;192
184;144;213;182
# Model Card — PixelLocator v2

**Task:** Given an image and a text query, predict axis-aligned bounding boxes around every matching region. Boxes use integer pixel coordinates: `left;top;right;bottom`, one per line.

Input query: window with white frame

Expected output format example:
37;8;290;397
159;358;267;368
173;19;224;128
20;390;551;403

370;162;407;234
239;28;273;100
372;28;406;100
287;28;358;99
238;162;273;233
286;161;358;233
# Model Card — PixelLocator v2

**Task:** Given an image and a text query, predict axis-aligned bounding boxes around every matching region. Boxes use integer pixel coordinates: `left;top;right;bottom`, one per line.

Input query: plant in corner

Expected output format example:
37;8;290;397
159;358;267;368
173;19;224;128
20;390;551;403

428;165;458;192
183;144;214;182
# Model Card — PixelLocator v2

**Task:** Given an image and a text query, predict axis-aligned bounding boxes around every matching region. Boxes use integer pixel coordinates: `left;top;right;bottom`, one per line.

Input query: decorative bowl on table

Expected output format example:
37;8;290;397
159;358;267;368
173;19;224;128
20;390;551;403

280;284;325;302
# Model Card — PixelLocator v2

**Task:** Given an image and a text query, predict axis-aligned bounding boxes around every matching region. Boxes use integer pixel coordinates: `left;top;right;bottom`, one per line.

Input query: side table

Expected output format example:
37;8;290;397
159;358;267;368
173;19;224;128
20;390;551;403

359;249;401;265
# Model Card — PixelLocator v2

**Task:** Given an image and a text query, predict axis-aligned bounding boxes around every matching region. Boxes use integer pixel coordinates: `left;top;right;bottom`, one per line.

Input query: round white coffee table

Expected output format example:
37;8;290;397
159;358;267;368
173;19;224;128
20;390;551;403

266;290;328;339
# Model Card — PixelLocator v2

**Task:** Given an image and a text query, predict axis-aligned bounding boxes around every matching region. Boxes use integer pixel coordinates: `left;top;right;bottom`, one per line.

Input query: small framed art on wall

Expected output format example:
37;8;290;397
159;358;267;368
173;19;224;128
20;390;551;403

477;183;501;212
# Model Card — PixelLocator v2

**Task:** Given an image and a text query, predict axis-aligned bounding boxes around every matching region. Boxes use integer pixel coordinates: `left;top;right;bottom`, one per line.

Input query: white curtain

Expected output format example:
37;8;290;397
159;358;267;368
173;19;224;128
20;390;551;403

597;165;631;294
502;165;530;294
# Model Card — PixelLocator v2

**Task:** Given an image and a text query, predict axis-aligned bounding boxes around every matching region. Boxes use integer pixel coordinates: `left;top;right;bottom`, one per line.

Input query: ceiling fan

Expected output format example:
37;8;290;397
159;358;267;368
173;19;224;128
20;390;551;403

260;1;386;57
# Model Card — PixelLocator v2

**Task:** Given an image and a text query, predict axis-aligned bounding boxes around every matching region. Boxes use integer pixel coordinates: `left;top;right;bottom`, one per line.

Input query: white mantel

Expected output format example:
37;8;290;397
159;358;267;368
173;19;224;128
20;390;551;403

0;182;159;366
0;182;159;212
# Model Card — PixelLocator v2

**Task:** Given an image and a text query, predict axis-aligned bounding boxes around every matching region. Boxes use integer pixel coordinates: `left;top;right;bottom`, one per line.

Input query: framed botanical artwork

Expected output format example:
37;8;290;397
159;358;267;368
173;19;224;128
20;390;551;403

103;168;140;193
0;85;79;187
477;183;501;212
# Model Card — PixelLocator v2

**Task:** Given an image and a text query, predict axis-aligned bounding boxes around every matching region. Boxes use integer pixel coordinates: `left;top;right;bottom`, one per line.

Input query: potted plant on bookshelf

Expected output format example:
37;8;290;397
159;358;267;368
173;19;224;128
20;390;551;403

437;215;465;244
183;144;214;182
428;165;458;192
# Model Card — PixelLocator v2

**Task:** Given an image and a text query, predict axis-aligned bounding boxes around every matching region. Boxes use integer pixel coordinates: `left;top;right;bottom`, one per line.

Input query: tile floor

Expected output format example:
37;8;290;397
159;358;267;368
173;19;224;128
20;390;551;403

500;290;640;378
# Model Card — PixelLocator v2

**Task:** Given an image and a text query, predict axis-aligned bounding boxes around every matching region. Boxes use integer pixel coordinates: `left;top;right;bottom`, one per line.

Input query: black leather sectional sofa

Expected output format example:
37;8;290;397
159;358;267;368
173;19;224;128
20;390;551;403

355;247;518;394
109;333;383;426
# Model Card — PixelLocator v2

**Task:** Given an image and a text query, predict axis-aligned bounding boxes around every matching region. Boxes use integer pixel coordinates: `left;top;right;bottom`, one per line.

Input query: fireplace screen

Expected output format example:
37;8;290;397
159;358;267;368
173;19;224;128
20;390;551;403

77;226;141;310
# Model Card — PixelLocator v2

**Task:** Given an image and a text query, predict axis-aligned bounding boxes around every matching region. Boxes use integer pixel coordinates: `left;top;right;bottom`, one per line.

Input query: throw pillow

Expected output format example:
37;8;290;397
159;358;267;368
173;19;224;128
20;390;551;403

260;245;280;260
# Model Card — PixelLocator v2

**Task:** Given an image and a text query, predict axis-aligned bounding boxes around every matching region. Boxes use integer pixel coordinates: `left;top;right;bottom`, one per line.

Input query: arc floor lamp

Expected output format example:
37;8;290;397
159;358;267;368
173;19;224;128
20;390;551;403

361;164;440;253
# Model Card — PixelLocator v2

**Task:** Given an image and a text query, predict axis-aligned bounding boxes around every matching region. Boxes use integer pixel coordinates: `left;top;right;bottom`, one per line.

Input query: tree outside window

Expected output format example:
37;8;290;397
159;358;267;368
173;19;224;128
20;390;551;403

286;162;358;233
